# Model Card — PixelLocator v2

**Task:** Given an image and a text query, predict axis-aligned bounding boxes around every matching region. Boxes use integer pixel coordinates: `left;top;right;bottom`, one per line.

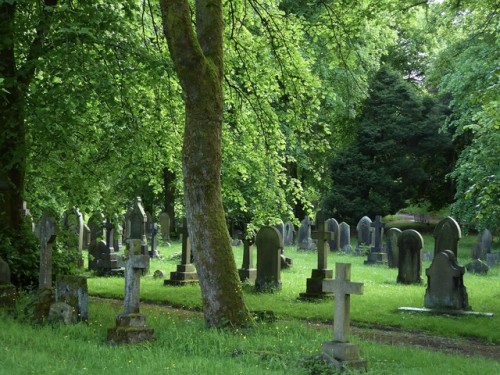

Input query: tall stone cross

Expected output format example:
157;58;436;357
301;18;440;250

370;215;385;253
325;263;364;343
36;212;58;290
311;215;335;270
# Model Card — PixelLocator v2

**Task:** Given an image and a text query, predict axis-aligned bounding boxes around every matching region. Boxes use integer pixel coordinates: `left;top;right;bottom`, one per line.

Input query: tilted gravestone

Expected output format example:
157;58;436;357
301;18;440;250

0;256;16;309
299;213;334;299
364;215;387;265
465;258;490;275
283;221;295;246
326;218;340;252
164;218;198;286
471;229;492;260
255;226;282;292
298;216;316;250
424;250;470;310
386;228;402;268
339;222;352;253
433;216;461;258
355;216;372;254
322;263;366;371
397;229;423;284
107;197;154;344
238;226;256;283
62;207;84;268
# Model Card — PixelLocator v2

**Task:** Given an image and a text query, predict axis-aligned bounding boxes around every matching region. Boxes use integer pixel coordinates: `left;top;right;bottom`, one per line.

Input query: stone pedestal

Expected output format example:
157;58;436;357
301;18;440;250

299;269;334;299
164;264;199;286
107;314;154;344
322;341;367;371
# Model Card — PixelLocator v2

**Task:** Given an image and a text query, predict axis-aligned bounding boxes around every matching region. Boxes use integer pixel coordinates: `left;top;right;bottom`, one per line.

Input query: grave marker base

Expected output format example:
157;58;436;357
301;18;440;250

322;341;367;371
164;264;198;286
398;306;493;317
364;252;388;265
107;313;154;345
299;269;334;299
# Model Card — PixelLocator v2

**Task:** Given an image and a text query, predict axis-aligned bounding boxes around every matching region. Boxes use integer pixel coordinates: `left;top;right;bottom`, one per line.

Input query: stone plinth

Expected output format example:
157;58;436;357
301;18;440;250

299;269;334;299
322;341;368;370
364;252;388;265
164;264;199;285
107;314;154;345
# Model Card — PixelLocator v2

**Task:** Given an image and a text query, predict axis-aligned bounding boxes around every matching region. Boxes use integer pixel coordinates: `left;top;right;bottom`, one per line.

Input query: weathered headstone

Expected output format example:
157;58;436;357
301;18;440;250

164;218;198;285
238;226;257;283
283;221;295;246
88;216;121;275
62;207;84;267
339;222;352;253
471;229;492;260
159;211;171;242
255;226;282;292
424;250;470;310
297;216;316;250
355;216;372;254
433;216;461;258
299;213;334;299
149;223;160;258
326;218;340;252
365;215;387;265
88;212;105;245
107;197;154;344
82;223;91;250
385;228;402;268
55;275;88;321
273;221;293;269
274;219;285;242
465;258;490;275
322;263;366;371
397;229;423;284
113;222;123;252
0;256;16;309
103;218;115;253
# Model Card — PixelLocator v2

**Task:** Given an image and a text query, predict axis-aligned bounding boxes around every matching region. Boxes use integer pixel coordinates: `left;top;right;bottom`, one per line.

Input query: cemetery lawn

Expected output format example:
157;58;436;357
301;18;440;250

1;237;499;375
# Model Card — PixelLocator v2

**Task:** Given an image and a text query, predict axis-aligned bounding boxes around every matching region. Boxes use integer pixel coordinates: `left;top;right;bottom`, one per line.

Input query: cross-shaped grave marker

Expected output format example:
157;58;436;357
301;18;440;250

365;215;388;265
322;263;367;370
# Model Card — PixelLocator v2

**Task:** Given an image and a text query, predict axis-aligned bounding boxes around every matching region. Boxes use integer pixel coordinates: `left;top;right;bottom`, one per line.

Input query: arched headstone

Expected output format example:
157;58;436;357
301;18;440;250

255;226;282;291
433;216;461;258
397;229;423;284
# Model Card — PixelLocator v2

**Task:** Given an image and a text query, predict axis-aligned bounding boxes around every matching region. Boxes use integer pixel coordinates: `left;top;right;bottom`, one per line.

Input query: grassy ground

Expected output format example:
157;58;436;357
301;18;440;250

1;231;499;375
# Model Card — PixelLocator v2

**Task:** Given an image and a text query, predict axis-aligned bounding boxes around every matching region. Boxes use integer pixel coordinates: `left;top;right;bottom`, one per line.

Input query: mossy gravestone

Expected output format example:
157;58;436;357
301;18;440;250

433;216;461;258
397;229;423;284
386;228;402;269
255;226;282;292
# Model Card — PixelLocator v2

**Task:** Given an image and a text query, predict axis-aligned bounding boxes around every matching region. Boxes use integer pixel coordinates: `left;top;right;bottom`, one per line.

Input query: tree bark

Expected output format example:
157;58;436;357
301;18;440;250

160;0;252;327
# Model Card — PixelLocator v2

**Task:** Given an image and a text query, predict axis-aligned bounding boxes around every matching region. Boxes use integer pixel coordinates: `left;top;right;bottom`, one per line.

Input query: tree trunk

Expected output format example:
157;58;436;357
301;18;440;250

160;0;252;327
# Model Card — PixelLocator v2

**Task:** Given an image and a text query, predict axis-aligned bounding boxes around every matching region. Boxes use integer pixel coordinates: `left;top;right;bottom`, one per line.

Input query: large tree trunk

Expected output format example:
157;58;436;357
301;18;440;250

160;0;252;327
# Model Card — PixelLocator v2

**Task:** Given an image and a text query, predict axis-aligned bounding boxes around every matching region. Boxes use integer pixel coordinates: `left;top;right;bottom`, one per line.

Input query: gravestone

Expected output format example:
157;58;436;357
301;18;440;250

82;223;91;250
255;226;282;292
0;256;16;309
326;218;340;252
34;212;58;319
424;250;470;310
149;223;160;258
113;222;123;252
364;215;387;265
164;218;198;285
397;229;423;284
238;226;257;283
339;222;352;253
297;216;316;250
471;229;492;260
89;239;121;275
274;220;285;243
283;221;295;246
299;213;334;299
273;221;293;269
62;207;84;268
355;216;372;254
87;212;105;245
55;275;88;321
159;211;171;242
103;218;115;252
465;258;490;275
107;197;154;344
433;216;461;258
322;263;366;371
385;228;402;268
145;211;153;238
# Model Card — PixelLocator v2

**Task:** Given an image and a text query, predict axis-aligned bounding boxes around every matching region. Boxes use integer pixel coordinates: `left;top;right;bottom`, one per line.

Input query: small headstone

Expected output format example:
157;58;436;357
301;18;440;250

283;221;295;246
385;228;402;268
164;218;198;285
255;226;282;292
471;229;492;260
299;213;334;299
465;259;490;275
55;275;88;322
153;270;166;279
149;223;160;258
433;216;461;258
355;216;372;254
321;263;367;371
48;302;77;324
424;250;470;310
238;226;257;283
159;212;171;242
297;216;316;250
364;215;387;265
397;229;423;284
339;222;351;253
326;218;340;252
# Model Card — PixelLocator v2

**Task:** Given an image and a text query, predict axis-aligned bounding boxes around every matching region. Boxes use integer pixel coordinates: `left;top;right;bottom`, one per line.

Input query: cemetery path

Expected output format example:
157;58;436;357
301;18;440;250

92;297;498;360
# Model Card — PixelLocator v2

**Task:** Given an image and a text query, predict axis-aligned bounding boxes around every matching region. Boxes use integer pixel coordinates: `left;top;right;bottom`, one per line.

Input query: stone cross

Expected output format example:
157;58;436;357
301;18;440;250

327;263;363;342
311;216;334;270
370;215;385;253
36;212;58;290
